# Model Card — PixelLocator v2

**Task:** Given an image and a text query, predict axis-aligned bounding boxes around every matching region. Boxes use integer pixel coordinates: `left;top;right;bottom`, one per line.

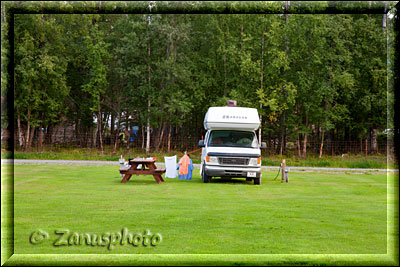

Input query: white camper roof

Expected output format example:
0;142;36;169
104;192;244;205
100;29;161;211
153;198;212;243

204;107;260;131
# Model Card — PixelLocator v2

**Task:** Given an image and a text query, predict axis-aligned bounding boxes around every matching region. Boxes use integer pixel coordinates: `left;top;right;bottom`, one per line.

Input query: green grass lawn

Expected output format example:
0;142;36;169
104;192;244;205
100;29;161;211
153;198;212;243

6;164;389;256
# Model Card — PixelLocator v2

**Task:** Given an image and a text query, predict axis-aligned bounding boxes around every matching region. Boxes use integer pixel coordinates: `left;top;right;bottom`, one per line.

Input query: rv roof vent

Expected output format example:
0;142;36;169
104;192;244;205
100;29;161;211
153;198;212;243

227;100;237;107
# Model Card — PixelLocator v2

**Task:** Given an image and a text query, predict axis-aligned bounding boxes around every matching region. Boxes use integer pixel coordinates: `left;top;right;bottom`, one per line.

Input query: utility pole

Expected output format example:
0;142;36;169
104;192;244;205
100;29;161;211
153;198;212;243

145;2;156;154
40;126;43;152
259;30;264;144
280;1;290;155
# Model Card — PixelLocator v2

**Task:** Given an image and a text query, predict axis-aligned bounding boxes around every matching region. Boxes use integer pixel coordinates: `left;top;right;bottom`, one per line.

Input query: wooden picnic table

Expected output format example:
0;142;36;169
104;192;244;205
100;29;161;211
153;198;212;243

120;158;166;184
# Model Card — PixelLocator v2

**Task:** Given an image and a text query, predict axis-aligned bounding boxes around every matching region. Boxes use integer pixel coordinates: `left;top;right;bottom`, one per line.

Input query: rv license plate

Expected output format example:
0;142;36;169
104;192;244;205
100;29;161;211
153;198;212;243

247;172;256;177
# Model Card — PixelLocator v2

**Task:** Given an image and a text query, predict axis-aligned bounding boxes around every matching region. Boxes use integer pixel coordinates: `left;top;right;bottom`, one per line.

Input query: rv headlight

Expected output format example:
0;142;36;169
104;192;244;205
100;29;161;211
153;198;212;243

209;156;218;163
249;158;258;165
206;156;218;163
249;157;261;165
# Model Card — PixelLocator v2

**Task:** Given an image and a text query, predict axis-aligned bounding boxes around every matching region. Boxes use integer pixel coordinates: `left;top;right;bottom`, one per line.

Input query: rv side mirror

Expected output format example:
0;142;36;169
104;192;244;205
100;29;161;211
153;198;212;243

198;140;205;147
260;142;267;149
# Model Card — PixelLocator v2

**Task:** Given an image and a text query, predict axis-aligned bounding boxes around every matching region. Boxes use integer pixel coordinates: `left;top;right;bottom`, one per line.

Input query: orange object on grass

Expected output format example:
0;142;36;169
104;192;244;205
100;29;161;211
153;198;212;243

178;154;191;175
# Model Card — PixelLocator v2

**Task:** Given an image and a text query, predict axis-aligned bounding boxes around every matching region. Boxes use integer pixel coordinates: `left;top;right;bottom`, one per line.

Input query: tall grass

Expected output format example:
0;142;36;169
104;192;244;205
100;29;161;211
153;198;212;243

10;148;186;162
261;154;395;169
4;147;397;169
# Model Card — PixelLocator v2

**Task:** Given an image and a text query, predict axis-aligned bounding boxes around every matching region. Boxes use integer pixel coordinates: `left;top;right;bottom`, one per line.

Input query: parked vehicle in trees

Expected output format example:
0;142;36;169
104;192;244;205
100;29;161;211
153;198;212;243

198;103;266;185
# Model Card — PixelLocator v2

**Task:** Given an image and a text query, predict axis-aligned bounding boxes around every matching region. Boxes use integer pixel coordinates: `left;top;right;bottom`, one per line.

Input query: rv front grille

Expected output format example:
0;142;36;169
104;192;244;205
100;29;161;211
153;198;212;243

219;157;249;165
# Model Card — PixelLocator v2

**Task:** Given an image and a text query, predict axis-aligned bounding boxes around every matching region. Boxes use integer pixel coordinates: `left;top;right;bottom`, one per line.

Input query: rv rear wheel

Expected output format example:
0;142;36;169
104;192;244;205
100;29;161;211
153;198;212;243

254;177;261;185
202;165;211;183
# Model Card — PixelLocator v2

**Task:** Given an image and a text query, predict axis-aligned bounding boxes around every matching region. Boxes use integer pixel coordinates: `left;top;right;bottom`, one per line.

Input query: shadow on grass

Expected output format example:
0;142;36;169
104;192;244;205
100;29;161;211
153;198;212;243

111;176;163;185
111;175;256;186
178;177;250;184
210;177;252;185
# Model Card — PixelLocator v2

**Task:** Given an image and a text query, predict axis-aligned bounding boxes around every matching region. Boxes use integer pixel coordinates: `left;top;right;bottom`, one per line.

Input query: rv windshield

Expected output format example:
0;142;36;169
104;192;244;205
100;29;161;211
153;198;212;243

208;130;258;148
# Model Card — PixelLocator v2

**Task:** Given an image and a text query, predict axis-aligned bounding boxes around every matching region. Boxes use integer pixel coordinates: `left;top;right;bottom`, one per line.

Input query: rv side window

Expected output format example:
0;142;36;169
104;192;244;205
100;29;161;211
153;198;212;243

208;130;258;148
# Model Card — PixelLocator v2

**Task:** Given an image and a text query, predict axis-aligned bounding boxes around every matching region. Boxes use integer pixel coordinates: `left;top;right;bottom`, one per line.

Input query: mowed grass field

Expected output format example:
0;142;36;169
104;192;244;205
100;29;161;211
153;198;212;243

8;164;388;255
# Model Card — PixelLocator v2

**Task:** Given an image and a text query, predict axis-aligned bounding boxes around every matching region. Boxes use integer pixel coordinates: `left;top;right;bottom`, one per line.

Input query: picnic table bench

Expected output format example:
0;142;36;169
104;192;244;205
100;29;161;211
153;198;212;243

120;158;166;184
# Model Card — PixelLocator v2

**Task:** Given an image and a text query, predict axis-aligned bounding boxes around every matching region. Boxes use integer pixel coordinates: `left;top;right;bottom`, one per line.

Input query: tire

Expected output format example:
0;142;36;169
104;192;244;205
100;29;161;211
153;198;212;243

254;177;261;185
202;165;211;183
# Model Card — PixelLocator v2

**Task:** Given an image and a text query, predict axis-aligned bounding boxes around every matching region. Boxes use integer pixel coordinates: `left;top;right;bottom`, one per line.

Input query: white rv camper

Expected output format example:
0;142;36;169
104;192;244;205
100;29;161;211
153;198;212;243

198;105;266;185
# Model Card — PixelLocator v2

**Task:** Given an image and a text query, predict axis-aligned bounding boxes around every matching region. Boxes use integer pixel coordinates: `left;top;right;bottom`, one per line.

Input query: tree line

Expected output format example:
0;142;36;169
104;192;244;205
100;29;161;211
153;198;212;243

10;11;394;157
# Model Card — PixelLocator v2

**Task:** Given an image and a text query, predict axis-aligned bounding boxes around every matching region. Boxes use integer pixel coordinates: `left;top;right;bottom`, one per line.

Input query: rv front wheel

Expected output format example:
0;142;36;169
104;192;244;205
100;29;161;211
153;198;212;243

202;165;211;183
254;177;261;185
